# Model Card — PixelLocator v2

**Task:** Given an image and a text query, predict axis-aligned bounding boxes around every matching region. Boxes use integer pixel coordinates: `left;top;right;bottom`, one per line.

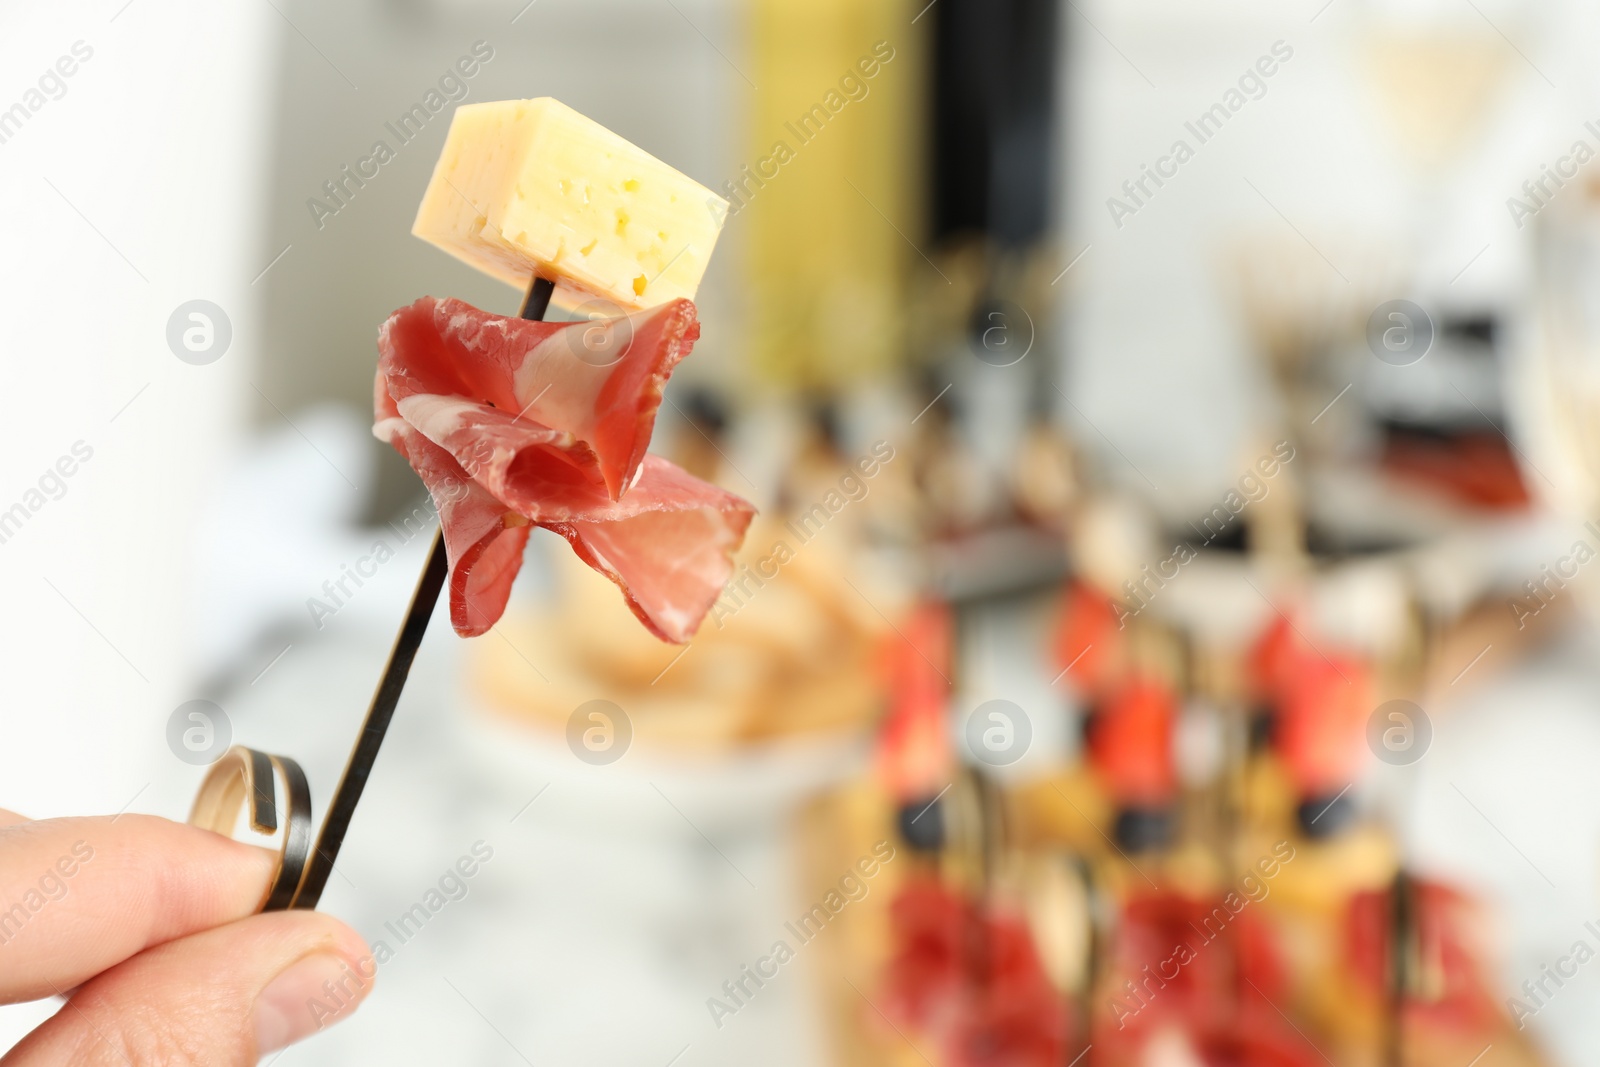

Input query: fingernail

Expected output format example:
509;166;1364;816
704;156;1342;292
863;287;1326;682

255;953;365;1054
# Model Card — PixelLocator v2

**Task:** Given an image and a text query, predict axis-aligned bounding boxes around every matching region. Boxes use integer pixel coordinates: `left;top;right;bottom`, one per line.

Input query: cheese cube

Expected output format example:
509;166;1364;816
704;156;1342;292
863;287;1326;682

413;98;729;310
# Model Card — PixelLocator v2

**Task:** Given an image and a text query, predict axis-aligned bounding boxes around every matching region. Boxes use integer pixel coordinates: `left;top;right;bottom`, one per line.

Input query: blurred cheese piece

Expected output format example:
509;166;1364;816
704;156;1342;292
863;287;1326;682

413;98;729;310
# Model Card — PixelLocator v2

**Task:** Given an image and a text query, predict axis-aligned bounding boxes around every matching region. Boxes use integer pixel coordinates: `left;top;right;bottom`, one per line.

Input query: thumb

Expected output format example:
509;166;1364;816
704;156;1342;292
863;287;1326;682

3;911;374;1066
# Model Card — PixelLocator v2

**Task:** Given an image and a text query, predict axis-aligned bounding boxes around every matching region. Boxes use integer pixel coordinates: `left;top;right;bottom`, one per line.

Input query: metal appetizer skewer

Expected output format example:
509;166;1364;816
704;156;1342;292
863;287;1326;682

190;275;556;912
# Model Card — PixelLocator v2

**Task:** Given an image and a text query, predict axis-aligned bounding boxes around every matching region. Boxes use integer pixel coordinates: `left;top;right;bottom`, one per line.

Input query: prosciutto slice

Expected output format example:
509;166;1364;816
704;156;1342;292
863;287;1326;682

374;296;754;643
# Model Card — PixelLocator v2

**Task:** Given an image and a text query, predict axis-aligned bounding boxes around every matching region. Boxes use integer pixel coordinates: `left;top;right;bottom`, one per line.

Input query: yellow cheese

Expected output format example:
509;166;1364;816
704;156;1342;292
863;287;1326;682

413;98;729;310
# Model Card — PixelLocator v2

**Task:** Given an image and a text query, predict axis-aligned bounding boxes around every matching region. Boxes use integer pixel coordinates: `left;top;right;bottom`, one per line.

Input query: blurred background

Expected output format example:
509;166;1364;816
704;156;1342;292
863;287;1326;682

7;0;1600;1062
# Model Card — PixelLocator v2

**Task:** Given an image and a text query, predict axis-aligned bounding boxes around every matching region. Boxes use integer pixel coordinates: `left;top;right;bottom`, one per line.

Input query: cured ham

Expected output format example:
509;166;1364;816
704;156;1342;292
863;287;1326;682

882;876;1068;1067
374;296;754;642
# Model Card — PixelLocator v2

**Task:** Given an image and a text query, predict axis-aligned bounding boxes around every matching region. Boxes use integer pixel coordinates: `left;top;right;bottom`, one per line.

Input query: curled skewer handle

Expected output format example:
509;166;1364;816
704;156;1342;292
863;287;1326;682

188;746;313;912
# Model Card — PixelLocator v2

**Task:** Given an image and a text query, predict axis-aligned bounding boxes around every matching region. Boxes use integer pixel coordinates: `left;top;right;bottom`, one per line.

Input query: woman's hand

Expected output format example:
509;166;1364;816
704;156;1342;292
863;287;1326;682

0;808;371;1065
